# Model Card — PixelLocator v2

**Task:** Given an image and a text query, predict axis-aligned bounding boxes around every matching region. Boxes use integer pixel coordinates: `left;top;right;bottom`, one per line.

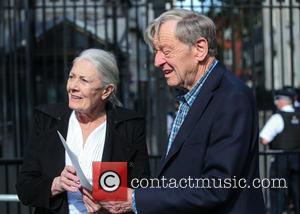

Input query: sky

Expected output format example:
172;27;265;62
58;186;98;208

175;0;222;12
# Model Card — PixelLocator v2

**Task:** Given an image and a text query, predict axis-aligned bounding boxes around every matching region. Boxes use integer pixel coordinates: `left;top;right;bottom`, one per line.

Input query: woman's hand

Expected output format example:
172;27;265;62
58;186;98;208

51;165;81;196
82;188;106;213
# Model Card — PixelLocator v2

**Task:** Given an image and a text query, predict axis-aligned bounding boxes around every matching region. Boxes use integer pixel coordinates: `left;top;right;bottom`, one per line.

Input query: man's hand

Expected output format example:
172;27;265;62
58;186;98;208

51;165;81;196
260;138;269;145
100;188;133;214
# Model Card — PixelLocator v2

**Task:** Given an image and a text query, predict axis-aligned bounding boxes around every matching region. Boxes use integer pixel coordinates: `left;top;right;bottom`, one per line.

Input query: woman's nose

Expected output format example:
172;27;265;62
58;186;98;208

68;79;79;91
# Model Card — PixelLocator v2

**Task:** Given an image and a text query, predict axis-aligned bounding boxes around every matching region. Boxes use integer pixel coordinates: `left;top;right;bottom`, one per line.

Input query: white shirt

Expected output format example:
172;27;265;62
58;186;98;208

260;105;295;143
65;111;107;214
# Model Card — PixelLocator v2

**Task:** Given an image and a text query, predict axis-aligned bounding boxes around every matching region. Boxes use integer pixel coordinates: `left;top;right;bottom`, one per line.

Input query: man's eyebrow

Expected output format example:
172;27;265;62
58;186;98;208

154;41;170;48
159;44;173;50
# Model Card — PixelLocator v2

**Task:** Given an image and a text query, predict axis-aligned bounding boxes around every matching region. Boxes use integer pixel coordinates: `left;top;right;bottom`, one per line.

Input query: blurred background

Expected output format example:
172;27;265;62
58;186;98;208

0;0;299;213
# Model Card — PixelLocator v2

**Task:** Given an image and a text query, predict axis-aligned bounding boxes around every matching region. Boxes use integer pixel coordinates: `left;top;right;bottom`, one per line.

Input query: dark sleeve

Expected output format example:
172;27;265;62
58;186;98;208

16;110;65;210
128;117;150;184
135;91;258;213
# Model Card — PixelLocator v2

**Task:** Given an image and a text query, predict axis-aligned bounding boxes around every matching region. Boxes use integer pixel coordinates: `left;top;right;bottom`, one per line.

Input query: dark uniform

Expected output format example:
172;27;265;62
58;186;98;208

270;110;300;214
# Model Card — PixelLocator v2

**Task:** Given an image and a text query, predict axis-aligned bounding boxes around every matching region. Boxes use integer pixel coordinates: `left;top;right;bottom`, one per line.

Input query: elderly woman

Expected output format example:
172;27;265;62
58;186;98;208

16;48;150;214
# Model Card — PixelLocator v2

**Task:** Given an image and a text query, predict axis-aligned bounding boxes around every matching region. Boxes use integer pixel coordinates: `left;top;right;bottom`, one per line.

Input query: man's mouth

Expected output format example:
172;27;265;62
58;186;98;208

163;70;173;75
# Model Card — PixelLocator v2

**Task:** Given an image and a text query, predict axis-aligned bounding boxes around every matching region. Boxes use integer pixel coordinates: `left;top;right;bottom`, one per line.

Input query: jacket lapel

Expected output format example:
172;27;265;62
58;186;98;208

57;110;72;140
55;107;72;169
101;104;144;162
101;107;114;162
158;63;226;177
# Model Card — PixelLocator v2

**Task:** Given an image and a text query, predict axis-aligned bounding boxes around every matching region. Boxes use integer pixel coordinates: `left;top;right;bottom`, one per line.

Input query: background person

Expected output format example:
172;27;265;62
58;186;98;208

260;88;300;214
16;48;150;214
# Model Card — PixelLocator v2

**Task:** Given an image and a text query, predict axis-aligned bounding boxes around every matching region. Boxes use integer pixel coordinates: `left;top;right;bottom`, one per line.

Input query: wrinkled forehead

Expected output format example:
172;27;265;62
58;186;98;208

152;34;160;48
153;20;178;46
156;20;178;37
71;58;102;78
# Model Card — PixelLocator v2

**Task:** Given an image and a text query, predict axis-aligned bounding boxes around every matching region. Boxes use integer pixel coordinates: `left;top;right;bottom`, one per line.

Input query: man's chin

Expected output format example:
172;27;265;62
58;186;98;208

166;78;177;87
166;79;179;87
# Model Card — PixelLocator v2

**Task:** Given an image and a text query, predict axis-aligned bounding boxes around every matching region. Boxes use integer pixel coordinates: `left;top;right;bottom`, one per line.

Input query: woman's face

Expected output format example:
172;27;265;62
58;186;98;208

66;59;106;114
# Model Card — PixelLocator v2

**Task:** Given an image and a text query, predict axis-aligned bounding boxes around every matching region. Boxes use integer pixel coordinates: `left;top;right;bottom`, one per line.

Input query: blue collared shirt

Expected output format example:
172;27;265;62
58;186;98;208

166;59;218;155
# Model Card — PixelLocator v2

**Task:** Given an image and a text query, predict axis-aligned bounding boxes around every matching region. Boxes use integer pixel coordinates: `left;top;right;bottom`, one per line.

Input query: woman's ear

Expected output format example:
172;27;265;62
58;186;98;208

101;84;114;100
194;37;209;61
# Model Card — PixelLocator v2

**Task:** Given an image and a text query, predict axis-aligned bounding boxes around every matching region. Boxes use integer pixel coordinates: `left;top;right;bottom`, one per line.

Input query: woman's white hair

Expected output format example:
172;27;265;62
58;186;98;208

144;9;217;56
74;48;122;107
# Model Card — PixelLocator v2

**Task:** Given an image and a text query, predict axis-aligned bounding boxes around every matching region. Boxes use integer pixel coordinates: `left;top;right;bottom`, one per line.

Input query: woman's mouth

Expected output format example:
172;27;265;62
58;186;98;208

70;94;82;99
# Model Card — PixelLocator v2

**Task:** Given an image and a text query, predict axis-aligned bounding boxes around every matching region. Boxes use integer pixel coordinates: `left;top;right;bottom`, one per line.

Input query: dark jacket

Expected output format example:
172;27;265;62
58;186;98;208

16;103;150;214
135;62;265;214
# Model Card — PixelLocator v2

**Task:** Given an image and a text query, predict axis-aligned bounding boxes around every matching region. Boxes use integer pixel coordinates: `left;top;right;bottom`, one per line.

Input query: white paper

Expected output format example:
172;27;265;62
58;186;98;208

57;130;92;191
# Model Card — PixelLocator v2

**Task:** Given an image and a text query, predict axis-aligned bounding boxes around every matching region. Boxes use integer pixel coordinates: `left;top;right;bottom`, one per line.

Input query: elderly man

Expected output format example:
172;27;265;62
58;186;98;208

87;9;265;214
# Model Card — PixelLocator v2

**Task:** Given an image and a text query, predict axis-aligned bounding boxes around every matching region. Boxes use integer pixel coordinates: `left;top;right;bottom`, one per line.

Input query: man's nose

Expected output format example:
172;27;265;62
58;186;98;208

154;51;166;68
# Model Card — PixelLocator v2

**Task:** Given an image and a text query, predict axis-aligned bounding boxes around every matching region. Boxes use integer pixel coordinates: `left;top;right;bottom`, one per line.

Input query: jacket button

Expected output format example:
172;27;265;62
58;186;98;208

129;162;134;167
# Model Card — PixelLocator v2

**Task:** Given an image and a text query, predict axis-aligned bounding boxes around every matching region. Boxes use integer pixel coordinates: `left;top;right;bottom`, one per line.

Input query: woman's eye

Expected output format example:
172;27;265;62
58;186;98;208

68;75;73;79
81;78;88;83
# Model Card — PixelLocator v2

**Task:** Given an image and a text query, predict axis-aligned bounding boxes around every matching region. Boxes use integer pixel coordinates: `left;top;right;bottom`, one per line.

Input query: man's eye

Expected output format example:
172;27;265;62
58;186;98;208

68;75;73;79
81;78;88;83
163;50;171;55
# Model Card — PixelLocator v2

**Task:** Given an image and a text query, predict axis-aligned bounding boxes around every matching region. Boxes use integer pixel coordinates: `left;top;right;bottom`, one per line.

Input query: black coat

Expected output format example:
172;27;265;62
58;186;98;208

16;103;150;214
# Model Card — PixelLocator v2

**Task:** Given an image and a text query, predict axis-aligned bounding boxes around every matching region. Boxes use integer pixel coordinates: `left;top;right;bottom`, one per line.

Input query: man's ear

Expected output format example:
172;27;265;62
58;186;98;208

101;84;114;100
194;37;209;61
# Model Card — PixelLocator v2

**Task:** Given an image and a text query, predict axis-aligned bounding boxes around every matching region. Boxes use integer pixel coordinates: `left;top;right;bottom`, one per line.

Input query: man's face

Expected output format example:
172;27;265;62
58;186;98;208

274;95;293;109
66;59;105;114
153;20;199;90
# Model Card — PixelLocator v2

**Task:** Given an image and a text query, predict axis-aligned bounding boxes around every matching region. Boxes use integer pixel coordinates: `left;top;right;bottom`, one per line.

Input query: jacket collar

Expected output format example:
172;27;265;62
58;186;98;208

101;103;143;161
34;103;71;140
36;102;141;125
105;102;143;124
36;102;142;162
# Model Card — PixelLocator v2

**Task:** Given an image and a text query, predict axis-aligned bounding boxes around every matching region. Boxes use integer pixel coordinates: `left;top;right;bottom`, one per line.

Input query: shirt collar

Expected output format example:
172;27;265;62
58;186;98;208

280;105;295;112
176;59;218;107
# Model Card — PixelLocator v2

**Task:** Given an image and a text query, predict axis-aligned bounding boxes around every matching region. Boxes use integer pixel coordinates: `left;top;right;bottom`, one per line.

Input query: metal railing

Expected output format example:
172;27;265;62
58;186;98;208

0;194;19;202
0;158;31;213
